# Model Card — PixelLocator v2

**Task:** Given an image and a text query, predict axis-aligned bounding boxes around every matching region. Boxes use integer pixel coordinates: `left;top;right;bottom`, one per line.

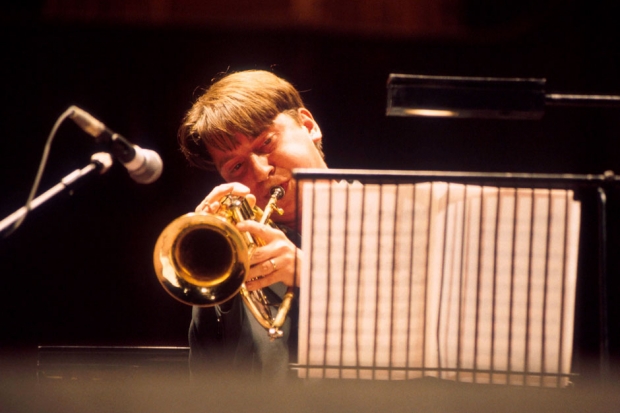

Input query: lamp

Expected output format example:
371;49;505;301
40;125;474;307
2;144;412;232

386;74;620;119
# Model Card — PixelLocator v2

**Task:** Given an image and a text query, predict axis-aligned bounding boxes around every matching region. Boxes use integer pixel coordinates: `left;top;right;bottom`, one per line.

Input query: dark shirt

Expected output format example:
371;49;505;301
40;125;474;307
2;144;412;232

188;225;300;382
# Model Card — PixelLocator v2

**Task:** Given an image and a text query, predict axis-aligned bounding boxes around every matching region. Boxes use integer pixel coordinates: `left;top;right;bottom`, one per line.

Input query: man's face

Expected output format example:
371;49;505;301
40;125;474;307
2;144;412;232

208;108;327;225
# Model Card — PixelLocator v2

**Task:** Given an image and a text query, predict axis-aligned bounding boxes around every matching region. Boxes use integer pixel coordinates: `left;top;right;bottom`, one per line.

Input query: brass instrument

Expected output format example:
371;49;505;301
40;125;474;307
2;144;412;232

153;186;294;339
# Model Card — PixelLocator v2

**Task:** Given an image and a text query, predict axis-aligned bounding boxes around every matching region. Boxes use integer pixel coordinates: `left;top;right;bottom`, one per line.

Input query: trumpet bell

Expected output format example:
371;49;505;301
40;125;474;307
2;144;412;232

153;212;249;306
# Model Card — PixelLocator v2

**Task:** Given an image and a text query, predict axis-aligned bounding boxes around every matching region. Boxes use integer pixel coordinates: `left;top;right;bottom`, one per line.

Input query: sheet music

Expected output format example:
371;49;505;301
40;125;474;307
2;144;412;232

297;181;580;387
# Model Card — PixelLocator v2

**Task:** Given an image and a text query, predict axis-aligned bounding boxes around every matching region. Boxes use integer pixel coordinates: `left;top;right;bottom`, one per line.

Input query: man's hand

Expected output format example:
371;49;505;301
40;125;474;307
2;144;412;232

237;220;301;291
194;182;301;291
194;182;256;213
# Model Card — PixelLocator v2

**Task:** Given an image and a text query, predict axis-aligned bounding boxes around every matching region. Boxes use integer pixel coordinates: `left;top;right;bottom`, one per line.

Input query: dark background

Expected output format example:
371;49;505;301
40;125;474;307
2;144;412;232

1;0;619;378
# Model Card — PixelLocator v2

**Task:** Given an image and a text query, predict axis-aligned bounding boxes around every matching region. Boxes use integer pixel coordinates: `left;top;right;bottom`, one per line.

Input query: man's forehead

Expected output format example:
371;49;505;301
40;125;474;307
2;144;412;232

207;112;295;168
209;131;265;170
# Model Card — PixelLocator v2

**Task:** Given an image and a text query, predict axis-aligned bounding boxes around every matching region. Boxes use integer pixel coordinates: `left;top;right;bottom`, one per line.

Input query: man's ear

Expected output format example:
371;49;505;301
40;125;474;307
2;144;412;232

299;108;322;142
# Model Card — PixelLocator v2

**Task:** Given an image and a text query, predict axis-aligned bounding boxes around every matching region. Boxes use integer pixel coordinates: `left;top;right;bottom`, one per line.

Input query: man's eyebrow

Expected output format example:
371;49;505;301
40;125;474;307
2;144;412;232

215;127;276;171
255;129;274;142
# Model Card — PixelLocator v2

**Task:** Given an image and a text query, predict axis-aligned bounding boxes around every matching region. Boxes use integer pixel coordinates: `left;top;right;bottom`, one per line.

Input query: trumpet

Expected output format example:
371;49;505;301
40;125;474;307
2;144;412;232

153;186;294;339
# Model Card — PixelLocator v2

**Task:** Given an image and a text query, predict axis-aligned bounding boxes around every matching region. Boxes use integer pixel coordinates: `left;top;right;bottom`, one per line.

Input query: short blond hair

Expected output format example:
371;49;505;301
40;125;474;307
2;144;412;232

178;70;322;170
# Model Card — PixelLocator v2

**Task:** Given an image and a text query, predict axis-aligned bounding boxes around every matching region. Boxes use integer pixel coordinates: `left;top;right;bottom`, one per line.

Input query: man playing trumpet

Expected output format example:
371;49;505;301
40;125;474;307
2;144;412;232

177;69;328;380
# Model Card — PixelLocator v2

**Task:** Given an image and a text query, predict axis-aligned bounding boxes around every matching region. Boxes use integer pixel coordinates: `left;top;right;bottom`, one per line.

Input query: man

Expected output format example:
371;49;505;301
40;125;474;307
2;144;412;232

177;70;328;380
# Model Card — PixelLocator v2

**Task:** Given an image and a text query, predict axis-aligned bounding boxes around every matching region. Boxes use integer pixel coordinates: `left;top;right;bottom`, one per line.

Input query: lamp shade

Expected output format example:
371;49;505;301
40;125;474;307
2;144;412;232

386;74;546;120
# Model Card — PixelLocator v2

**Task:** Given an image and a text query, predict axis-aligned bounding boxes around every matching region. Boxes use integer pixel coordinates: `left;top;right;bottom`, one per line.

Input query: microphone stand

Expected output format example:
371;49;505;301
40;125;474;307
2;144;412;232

0;152;113;235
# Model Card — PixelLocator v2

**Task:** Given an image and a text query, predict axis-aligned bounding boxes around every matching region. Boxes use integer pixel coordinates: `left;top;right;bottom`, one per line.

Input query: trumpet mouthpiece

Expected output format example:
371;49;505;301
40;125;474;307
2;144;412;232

270;186;285;200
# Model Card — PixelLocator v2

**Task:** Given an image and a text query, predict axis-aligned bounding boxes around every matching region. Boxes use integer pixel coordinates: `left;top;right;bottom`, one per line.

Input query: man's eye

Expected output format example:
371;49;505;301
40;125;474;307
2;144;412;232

258;137;275;153
229;162;243;174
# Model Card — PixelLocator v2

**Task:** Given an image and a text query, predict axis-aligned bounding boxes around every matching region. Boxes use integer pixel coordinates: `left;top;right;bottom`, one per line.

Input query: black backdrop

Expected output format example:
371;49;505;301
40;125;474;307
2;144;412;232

1;2;620;369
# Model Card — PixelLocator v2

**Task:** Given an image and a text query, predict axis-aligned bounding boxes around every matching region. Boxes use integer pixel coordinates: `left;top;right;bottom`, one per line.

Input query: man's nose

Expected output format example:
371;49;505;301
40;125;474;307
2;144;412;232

248;153;273;182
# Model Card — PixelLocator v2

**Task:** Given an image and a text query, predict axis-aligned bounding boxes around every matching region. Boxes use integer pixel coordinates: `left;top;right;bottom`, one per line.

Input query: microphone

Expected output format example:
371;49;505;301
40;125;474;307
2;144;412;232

67;105;163;184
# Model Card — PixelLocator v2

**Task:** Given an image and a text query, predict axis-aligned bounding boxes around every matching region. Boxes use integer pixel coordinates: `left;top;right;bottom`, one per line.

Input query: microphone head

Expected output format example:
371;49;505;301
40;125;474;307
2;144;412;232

125;147;163;184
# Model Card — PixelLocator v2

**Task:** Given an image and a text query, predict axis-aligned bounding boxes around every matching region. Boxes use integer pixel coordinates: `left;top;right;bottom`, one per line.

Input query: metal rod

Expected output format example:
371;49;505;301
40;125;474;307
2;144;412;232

546;93;620;108
293;168;619;188
0;157;109;234
597;187;611;380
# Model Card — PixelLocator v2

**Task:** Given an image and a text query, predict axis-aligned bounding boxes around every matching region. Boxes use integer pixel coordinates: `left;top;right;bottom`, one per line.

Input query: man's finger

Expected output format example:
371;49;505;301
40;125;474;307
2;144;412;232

236;220;276;241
